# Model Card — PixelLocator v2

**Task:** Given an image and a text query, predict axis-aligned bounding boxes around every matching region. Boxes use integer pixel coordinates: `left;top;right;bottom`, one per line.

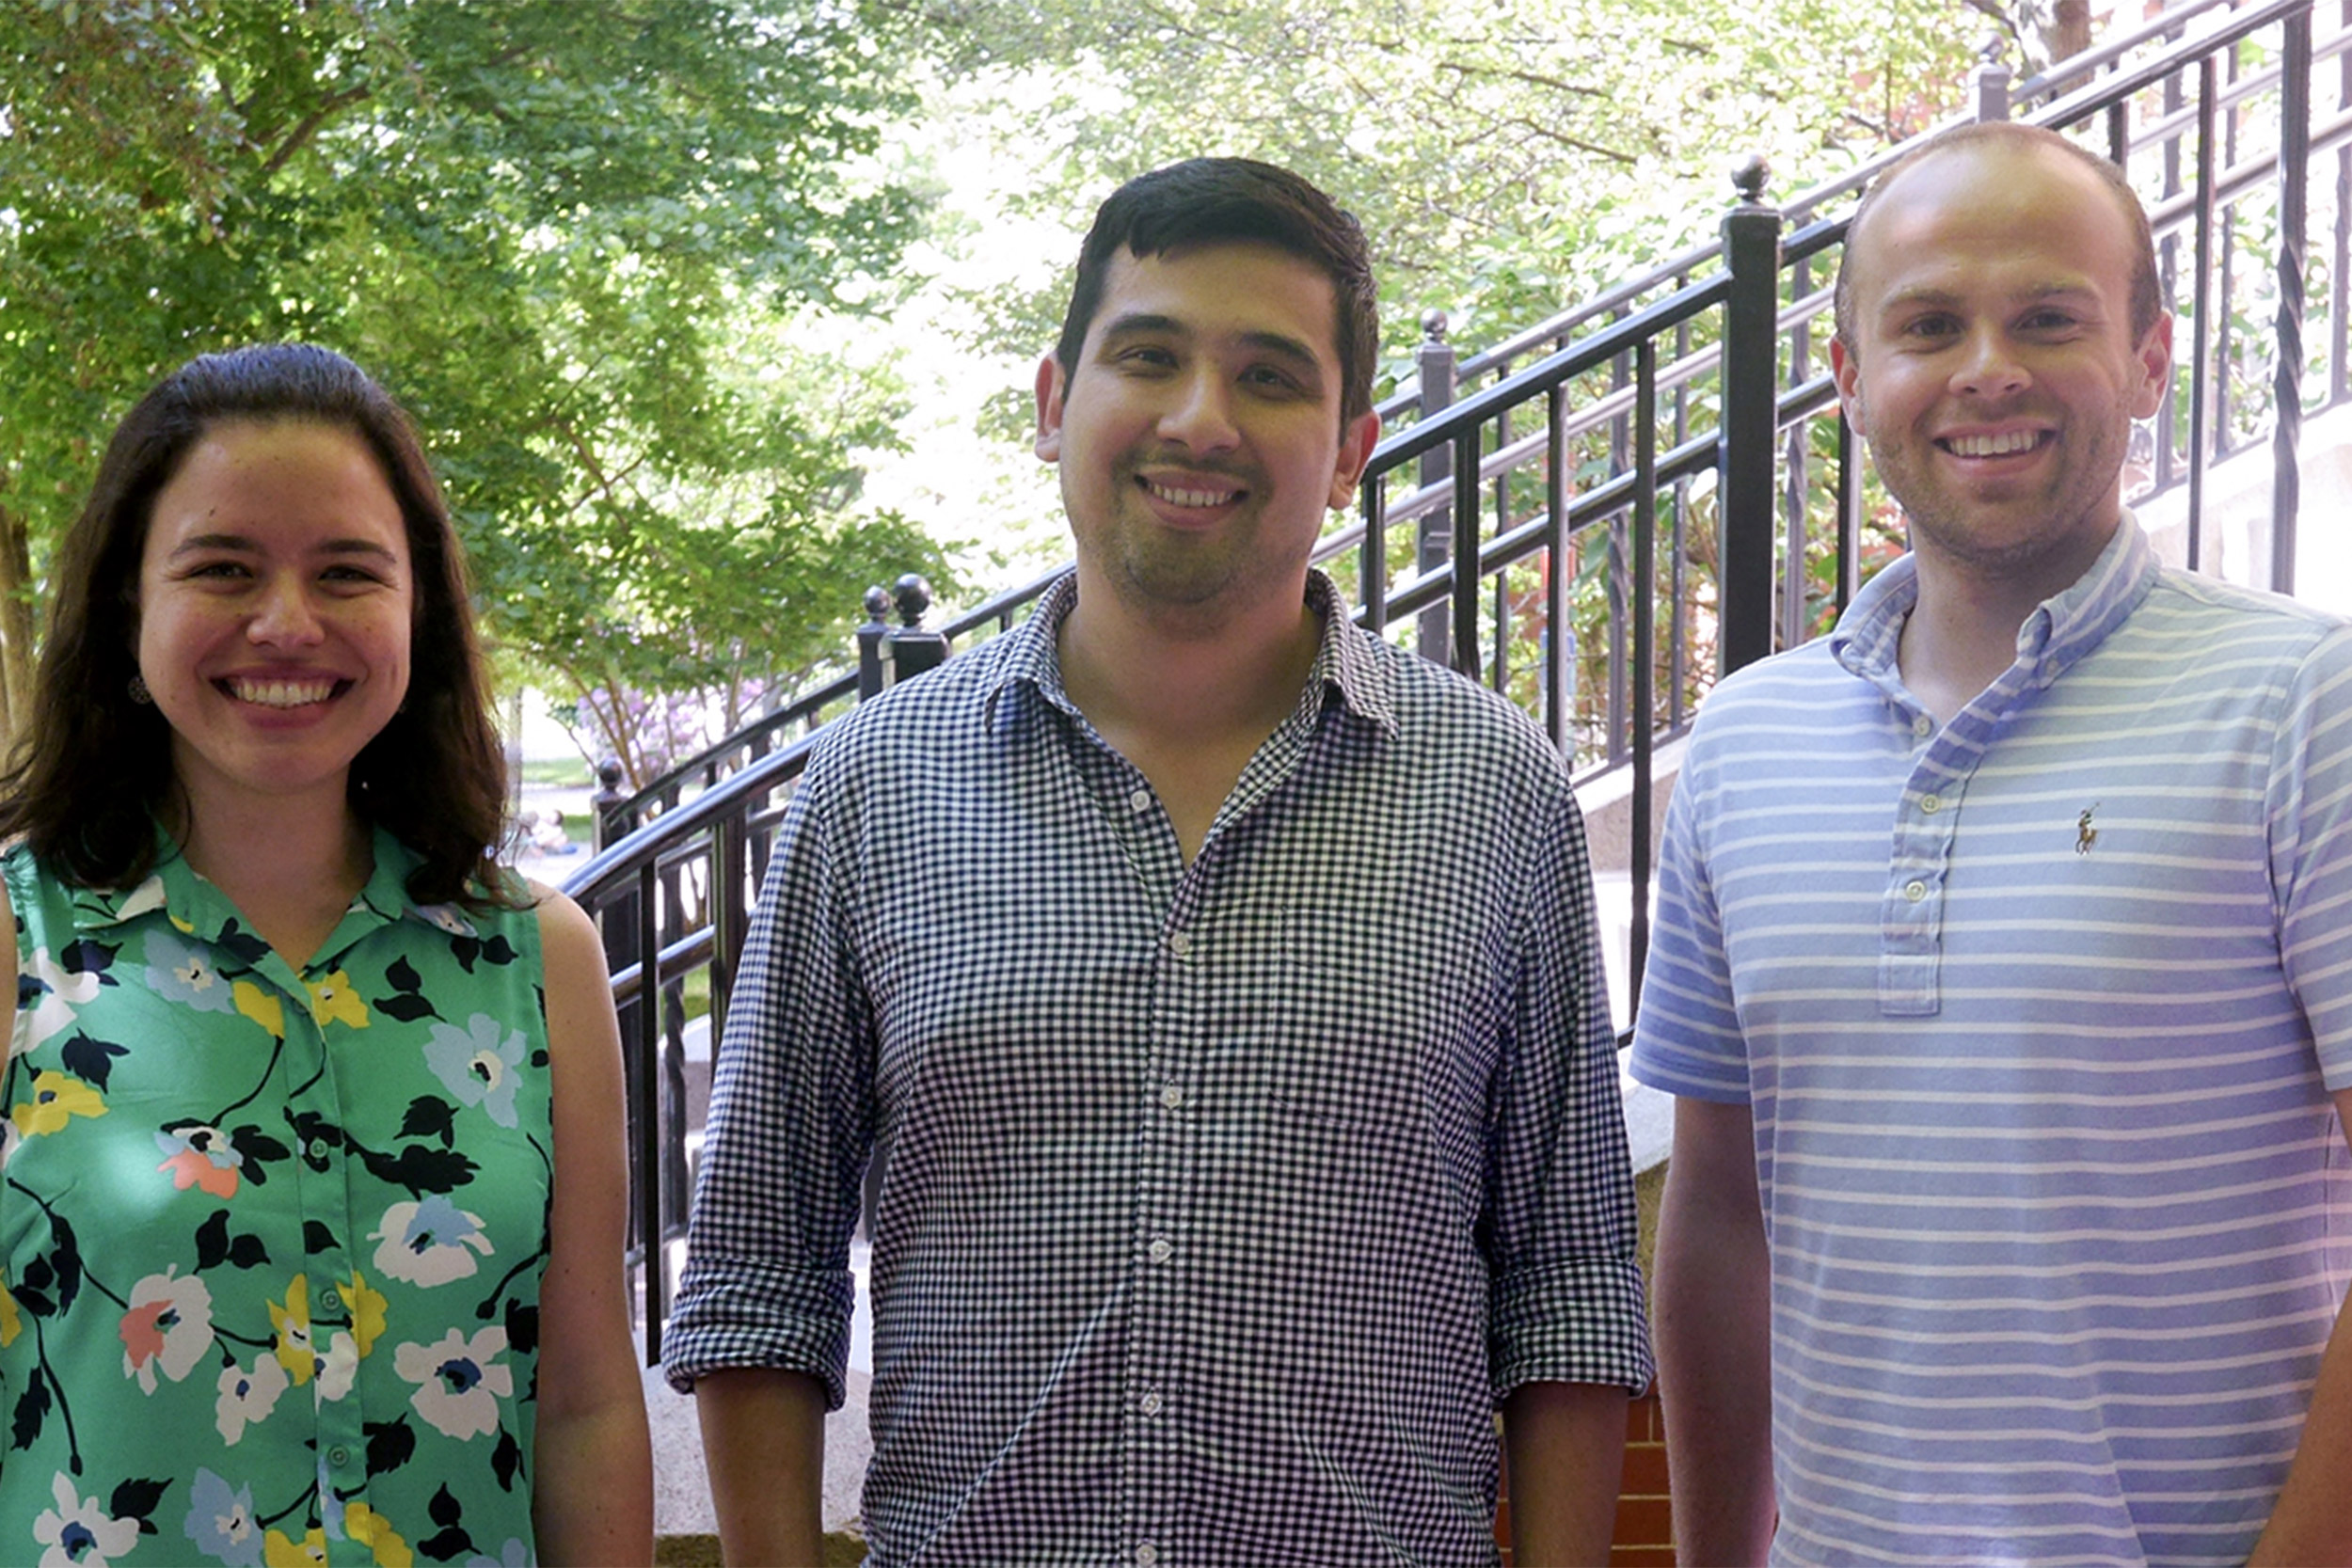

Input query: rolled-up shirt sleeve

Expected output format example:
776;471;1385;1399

665;749;875;1408
1485;780;1656;1399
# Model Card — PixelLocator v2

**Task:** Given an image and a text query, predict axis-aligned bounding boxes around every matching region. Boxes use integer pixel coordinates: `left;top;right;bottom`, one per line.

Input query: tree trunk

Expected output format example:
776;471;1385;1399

2046;0;2094;72
0;503;35;754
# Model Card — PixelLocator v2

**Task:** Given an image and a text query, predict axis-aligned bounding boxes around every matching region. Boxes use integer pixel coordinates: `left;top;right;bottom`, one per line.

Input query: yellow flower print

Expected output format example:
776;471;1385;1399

342;1269;388;1358
9;1070;106;1137
267;1275;315;1386
307;970;370;1031
263;1526;327;1567
233;982;285;1040
0;1275;20;1348
342;1501;414;1568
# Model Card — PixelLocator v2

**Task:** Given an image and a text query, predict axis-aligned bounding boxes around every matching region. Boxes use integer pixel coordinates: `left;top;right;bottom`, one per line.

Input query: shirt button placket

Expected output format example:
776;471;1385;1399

285;967;363;1498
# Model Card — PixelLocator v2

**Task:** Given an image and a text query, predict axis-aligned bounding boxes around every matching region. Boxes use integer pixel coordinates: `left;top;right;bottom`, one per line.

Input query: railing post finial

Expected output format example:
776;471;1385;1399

1421;308;1450;343
1729;153;1771;208
857;583;893;701
883;575;950;687
1971;34;2013;122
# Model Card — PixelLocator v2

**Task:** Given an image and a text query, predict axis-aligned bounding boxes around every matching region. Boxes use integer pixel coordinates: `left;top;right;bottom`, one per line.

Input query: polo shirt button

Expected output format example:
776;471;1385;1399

1136;1544;1161;1565
320;1288;342;1310
1167;931;1193;958
1129;787;1152;813
1920;794;1942;815
327;1446;350;1467
1149;1238;1173;1264
1913;714;1932;738
1903;879;1928;903
1158;1085;1184;1110
1140;1389;1163;1417
306;1139;328;1161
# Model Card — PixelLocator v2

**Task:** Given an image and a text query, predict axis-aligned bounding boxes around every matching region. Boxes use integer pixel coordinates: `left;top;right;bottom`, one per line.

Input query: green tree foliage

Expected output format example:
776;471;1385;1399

0;0;945;777
906;0;1981;371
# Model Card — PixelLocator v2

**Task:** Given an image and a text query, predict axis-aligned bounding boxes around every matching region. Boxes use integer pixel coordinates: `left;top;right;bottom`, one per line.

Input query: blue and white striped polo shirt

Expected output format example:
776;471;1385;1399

1631;518;2352;1565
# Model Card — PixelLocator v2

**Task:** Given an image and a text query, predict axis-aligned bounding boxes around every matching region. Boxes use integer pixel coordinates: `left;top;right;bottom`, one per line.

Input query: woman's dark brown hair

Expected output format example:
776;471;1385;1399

0;342;514;907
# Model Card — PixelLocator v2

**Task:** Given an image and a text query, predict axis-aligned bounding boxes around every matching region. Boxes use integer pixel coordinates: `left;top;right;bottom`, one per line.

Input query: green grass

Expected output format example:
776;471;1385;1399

518;755;595;786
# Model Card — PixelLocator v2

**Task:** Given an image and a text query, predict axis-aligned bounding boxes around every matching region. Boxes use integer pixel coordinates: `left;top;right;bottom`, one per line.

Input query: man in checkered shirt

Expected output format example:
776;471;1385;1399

669;157;1655;1566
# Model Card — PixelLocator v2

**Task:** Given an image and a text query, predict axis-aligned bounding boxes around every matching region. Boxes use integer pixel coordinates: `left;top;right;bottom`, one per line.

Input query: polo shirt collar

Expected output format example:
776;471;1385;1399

1828;513;2159;691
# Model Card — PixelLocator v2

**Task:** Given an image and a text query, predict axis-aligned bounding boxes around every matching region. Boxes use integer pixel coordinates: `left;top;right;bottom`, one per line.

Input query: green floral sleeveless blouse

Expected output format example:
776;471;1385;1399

1;832;553;1567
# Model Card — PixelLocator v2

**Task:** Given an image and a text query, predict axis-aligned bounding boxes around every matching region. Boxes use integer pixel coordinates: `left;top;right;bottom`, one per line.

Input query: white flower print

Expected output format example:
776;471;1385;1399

14;947;99;1058
214;1354;289;1444
370;1196;494;1286
415;903;476;938
394;1325;512;1440
119;1268;215;1394
33;1471;141;1567
313;1330;359;1405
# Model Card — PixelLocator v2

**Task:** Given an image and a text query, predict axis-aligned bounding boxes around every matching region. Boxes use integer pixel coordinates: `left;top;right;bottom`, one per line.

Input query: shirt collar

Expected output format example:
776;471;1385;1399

1827;511;2159;688
985;568;1399;741
71;824;449;952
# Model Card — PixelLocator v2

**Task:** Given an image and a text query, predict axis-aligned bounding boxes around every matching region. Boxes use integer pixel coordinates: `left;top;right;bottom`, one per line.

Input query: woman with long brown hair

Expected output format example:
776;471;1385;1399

0;343;650;1565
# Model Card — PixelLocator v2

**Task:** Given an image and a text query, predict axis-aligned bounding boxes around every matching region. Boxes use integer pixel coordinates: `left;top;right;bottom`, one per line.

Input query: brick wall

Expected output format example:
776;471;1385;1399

1494;1388;1673;1563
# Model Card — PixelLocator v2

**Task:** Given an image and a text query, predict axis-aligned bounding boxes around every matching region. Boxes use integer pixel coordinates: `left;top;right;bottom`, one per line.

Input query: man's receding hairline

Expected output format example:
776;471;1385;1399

1842;138;2150;341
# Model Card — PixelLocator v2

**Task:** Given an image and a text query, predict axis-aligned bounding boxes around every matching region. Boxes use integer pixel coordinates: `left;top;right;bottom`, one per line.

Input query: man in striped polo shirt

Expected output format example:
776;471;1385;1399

1634;121;2352;1563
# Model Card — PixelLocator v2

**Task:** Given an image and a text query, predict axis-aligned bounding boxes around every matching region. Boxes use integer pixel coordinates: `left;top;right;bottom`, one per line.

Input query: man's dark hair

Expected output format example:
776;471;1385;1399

0;342;515;907
1054;157;1379;427
1834;121;2164;355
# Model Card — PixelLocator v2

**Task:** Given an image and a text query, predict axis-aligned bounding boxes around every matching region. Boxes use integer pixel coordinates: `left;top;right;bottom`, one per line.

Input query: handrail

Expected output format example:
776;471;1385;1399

579;2;2348;1363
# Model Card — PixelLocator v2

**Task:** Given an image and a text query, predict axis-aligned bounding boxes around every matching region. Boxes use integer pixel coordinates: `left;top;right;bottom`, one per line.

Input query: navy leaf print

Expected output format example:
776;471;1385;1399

10;1369;48;1450
108;1477;167;1528
57;939;118;980
57;1034;129;1093
304;1221;339;1255
503;1298;539;1357
376;991;440;1023
399;1096;458;1148
194;1211;230;1272
212;924;272;967
491;1426;523;1492
47;1218;81;1315
365;1416;416;1477
354;1142;479;1196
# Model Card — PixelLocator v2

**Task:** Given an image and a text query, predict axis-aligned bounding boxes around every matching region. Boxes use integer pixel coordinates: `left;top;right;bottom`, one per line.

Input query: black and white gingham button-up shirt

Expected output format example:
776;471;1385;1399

668;571;1653;1565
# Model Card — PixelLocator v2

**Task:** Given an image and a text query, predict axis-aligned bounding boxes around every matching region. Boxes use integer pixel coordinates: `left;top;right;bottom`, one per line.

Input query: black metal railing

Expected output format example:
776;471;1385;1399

573;0;2352;1360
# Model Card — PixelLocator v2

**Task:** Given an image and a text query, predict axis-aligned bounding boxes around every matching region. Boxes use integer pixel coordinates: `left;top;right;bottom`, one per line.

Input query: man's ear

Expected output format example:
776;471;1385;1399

1829;335;1867;437
1325;409;1382;511
2129;312;2174;420
1035;353;1068;464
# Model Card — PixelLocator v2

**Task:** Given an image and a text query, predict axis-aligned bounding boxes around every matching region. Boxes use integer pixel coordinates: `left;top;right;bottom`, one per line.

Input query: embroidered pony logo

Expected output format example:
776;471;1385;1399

2075;803;2100;855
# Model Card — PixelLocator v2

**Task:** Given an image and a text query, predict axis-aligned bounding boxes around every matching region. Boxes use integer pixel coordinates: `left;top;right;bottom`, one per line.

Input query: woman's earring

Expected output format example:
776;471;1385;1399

128;673;151;705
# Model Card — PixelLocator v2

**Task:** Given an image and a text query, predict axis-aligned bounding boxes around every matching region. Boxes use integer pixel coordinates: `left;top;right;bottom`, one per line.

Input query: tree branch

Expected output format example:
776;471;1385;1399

258;85;375;177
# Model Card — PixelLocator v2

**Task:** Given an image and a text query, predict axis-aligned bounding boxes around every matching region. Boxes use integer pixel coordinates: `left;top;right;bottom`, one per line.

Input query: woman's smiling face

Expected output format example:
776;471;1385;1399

135;418;413;819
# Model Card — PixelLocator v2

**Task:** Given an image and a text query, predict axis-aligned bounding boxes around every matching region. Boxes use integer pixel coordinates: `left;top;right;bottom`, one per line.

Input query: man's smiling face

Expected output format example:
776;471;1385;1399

1831;140;2170;594
1036;241;1377;630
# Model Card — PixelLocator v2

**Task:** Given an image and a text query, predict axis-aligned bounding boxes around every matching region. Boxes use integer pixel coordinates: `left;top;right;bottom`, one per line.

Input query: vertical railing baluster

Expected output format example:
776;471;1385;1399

2274;8;2312;594
1545;385;1569;752
1451;427;1483;678
1419;312;1455;663
636;857;664;1364
1359;472;1389;638
2190;55;2219;570
1720;156;1782;675
1782;254;1813;650
1631;341;1659;1014
2335;0;2351;406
